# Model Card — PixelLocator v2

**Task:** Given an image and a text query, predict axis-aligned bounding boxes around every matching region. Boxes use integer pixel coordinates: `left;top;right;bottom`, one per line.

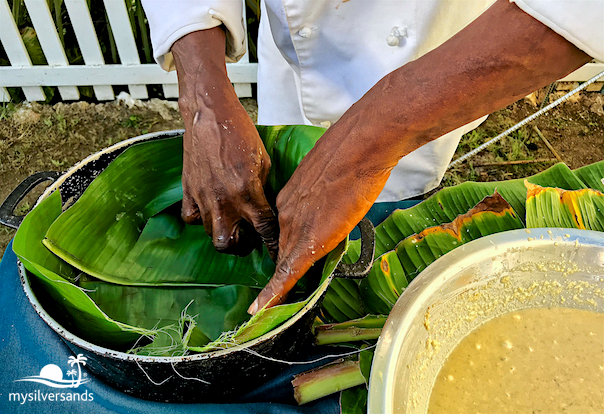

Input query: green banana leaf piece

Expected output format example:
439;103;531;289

321;278;366;322
258;125;326;195
189;237;348;353
573;160;604;193
370;162;586;258
341;386;368;414
43;137;275;287
357;192;523;317
525;181;604;231
80;279;259;347
12;191;150;349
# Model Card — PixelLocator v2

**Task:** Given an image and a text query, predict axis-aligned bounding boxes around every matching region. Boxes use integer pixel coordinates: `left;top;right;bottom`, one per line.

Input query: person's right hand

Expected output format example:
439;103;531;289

172;29;279;258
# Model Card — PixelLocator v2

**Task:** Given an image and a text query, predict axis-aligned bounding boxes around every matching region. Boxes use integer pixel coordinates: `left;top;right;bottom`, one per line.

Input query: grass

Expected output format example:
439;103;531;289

0;102;16;121
442;114;558;188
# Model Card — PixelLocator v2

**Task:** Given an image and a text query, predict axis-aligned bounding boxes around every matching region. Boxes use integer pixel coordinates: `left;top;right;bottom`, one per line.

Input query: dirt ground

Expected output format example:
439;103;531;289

1;85;603;257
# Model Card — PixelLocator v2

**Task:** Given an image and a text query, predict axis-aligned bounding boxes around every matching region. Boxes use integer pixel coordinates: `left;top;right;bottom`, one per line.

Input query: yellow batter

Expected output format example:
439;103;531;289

427;307;604;414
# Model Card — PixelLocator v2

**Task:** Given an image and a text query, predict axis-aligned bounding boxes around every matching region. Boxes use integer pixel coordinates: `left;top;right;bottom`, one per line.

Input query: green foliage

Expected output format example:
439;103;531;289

321;161;604;322
121;114;141;128
0;102;16;121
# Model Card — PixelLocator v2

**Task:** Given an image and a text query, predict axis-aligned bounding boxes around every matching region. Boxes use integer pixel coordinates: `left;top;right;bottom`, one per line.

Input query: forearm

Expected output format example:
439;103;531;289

171;27;234;117
342;0;591;171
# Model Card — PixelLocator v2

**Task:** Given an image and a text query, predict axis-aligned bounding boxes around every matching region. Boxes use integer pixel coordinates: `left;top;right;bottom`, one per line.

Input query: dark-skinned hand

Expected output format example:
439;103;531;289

246;0;591;314
172;28;279;259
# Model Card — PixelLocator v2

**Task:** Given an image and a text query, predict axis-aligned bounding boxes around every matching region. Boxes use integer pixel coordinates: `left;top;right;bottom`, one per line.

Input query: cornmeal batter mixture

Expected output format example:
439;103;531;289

427;307;604;414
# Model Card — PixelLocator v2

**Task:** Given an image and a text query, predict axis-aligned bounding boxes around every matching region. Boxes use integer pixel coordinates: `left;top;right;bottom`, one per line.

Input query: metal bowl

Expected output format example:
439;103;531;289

368;228;604;413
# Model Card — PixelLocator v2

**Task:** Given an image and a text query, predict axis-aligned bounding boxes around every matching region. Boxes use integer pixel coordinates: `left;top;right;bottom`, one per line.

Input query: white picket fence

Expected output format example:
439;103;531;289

0;0;256;102
0;0;602;103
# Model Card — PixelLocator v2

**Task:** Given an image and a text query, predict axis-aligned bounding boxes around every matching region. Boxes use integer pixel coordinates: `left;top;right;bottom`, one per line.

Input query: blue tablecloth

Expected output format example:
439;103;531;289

0;241;342;414
0;199;420;413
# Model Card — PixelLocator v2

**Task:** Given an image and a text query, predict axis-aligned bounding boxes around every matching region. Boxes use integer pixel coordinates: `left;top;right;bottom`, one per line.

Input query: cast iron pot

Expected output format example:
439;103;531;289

0;130;375;403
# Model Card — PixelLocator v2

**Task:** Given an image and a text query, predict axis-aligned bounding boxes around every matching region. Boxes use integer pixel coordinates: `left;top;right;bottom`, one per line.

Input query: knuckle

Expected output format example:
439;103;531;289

177;96;192;114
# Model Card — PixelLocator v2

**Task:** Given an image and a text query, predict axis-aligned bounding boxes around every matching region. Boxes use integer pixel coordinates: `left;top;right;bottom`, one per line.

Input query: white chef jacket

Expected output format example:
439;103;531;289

142;0;604;202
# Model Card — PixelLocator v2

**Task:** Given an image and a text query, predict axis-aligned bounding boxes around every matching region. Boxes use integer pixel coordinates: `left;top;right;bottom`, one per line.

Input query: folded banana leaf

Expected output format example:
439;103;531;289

370;162;587;258
525;181;604;230
359;192;523;315
43;137;275;287
13;190;151;350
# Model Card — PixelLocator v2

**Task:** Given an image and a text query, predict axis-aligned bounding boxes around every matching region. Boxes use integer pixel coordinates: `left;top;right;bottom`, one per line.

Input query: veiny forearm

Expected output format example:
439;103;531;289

341;0;591;171
171;27;233;117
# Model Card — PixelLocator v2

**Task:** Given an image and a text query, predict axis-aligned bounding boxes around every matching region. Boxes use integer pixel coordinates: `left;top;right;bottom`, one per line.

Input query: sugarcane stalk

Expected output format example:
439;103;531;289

292;359;365;405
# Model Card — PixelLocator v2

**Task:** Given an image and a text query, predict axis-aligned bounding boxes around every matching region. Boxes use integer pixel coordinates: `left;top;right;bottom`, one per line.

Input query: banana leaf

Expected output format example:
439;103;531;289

525;181;604;231
354;192;523;317
189;237;348;352
573;161;604;193
80;279;259;348
43;137;276;287
12;191;150;350
369;162;587;258
341;386;368;414
258;125;326;195
321;278;366;322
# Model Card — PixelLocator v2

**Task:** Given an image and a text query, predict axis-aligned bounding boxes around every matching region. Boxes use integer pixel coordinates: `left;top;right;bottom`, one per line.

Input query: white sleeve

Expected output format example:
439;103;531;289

141;0;246;71
510;0;604;62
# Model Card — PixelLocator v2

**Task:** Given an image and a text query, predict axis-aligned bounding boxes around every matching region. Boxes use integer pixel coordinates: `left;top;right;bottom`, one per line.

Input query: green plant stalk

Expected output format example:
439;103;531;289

12;0;22;28
292;359;365;405
316;315;387;331
135;0;152;63
315;328;382;346
54;0;64;46
315;315;386;345
105;10;118;64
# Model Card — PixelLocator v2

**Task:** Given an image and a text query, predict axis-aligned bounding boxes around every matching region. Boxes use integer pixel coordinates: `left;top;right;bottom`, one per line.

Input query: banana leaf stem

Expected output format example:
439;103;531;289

315;328;382;345
314;315;386;345
292;359;365;405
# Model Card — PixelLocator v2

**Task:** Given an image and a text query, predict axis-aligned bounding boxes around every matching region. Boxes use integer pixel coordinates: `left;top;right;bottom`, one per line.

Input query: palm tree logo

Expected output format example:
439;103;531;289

66;369;77;386
68;354;88;388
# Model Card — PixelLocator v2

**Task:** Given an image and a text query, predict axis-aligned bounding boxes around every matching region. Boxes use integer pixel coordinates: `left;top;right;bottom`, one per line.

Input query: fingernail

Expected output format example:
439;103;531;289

248;298;259;315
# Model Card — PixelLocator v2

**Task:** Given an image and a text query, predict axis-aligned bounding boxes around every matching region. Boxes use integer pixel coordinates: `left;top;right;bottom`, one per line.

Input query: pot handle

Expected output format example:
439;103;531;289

333;217;375;279
0;171;62;230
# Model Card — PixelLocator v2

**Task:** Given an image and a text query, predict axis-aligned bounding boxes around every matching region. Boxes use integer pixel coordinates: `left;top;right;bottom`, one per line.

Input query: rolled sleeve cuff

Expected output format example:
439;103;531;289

142;0;246;71
511;0;604;62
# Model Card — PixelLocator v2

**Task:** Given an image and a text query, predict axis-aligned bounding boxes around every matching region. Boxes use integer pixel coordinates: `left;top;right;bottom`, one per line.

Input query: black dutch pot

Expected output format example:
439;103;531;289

0;130;375;403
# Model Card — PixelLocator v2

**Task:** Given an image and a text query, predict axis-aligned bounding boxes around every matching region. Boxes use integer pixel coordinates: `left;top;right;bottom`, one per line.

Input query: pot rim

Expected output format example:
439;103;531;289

21;129;336;363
